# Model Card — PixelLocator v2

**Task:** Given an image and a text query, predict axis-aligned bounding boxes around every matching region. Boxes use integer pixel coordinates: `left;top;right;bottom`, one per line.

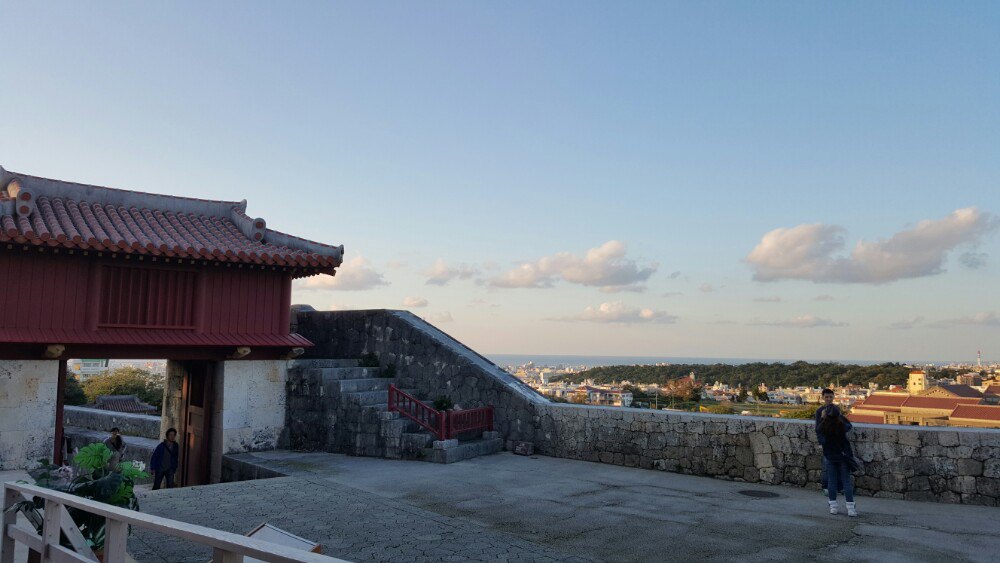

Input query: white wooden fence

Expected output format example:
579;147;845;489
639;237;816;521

1;482;345;563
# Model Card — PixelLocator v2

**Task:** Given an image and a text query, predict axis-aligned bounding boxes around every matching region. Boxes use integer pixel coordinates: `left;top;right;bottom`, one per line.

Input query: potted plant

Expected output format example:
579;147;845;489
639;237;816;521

4;442;149;560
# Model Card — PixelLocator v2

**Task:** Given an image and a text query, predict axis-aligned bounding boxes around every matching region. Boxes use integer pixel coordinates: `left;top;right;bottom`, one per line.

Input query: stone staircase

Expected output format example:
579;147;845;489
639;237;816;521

285;358;502;463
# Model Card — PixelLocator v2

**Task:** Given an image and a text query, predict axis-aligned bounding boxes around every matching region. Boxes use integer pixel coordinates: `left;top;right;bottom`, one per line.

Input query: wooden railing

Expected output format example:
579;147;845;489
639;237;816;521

387;385;494;441
1;482;343;563
446;406;494;439
388;385;446;440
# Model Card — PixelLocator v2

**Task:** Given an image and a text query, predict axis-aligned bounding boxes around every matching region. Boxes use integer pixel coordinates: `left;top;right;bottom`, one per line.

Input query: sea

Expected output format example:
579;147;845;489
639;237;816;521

487;354;881;369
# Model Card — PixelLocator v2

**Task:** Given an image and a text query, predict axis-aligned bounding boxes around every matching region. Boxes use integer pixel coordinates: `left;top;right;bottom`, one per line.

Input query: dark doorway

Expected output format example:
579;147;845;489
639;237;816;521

180;361;215;486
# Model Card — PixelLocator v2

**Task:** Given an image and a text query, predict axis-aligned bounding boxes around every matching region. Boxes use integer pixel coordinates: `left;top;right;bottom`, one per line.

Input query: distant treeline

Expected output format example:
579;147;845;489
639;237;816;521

553;361;919;389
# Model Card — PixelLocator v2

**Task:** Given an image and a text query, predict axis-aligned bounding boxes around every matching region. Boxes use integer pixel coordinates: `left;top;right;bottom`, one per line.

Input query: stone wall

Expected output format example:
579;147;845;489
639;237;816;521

290;309;1000;505
293;309;547;443
220;360;287;454
0;360;59;470
64;406;161;440
533;404;1000;506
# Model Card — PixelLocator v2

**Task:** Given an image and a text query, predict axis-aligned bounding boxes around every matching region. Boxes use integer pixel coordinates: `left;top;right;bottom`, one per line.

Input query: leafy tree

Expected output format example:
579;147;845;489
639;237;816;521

737;388;749;403
552;361;914;390
65;373;87;406
703;404;734;415
569;391;588;404
81;366;164;408
781;406;818;419
753;389;769;402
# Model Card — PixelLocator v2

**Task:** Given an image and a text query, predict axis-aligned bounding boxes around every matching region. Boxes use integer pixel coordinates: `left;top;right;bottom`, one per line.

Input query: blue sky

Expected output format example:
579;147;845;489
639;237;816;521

2;2;998;362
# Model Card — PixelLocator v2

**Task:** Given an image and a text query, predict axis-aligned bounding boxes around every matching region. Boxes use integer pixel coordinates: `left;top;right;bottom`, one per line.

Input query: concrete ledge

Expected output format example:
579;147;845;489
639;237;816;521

424;437;503;464
64;406;162;439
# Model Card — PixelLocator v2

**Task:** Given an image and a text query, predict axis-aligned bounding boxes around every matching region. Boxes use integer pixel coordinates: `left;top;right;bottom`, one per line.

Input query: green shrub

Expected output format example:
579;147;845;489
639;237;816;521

81;367;163;408
433;395;454;411
358;353;380;368
65;373;87;406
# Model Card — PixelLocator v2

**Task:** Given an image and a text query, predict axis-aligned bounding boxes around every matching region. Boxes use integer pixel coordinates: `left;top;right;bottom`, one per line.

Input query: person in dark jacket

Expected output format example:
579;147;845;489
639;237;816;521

150;428;179;490
103;427;128;470
815;389;839;494
817;409;857;517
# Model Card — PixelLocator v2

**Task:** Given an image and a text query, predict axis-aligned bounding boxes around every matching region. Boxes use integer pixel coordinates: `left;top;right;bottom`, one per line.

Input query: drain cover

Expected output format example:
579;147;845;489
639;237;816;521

739;490;780;498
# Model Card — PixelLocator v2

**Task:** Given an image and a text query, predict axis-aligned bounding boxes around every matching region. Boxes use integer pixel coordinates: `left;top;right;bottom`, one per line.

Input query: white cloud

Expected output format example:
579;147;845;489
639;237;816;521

295;256;388;291
754;296;782;303
426;311;454;324
749;315;847;328
928;312;1000;329
699;283;717;293
424;259;479;286
889;316;925;330
550;301;677;325
490;241;658;292
746;208;998;284
402;296;429;308
668;271;682;280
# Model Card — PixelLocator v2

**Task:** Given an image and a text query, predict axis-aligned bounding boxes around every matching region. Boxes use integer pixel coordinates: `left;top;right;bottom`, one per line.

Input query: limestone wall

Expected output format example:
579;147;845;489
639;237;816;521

290;309;1000;505
293;309;548;442
63;406;161;439
534;404;1000;506
220;360;287;454
0;360;59;470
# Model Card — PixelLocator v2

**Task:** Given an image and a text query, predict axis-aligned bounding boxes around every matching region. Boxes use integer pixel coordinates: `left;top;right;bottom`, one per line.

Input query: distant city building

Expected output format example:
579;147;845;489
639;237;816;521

68;359;109;379
907;370;929;394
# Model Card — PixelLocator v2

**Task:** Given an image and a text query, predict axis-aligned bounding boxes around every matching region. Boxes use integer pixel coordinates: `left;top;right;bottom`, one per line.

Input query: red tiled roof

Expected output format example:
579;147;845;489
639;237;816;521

0;169;343;276
95;395;158;414
984;384;1000;396
937;384;983;398
950;404;1000;422
847;413;885;424
901;396;982;410
858;394;908;407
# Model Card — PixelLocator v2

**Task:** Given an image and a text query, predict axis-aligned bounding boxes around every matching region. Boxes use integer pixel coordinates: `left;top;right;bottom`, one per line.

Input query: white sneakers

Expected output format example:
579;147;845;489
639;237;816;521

828;500;859;517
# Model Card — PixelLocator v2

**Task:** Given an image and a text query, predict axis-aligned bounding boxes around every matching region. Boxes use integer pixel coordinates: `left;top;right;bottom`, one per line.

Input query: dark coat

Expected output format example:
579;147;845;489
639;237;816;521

150;441;179;473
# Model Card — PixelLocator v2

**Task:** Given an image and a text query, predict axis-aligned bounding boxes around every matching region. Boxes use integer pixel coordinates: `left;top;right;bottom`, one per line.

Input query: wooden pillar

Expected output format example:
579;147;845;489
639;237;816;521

53;360;67;465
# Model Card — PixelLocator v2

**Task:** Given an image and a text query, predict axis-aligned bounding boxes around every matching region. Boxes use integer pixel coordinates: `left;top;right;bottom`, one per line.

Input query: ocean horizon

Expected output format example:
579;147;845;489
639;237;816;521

485;354;930;368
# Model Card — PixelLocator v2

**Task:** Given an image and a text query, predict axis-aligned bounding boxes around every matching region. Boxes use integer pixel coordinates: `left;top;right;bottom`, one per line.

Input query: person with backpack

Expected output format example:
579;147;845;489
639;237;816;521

816;408;857;517
103;427;128;470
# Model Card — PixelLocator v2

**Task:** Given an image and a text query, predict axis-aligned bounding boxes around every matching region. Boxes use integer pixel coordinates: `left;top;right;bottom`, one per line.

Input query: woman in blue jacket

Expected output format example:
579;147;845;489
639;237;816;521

817;409;857;517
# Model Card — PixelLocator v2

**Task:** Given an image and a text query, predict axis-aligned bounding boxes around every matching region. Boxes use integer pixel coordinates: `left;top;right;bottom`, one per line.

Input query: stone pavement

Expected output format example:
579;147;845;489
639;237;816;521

131;451;1000;562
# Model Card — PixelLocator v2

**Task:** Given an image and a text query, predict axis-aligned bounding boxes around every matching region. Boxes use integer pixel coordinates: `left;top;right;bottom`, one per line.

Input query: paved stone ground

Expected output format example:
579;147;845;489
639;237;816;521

128;451;1000;562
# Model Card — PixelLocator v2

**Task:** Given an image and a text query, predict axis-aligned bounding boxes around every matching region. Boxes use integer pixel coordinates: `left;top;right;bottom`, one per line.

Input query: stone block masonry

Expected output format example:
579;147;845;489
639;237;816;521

533;404;1000;506
293;309;548;444
63;406;161;440
0;360;59;470
291;308;1000;505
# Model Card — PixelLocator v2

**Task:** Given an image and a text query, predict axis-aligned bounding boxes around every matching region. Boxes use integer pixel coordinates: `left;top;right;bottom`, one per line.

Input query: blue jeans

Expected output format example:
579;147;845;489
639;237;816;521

826;460;854;502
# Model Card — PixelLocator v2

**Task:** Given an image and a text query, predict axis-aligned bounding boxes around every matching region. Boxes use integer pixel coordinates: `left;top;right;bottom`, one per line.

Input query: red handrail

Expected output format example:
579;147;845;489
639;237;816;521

446;406;494;439
388;385;495;441
388;385;446;440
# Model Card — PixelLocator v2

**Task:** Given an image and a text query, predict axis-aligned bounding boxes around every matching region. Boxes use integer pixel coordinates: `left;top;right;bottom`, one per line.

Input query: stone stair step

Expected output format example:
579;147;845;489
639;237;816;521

345;390;389;406
317;367;383;381
336;378;393;393
422;434;503;464
289;358;360;369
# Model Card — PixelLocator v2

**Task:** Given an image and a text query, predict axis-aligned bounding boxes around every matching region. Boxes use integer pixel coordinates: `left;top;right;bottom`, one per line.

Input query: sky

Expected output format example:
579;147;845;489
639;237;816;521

2;2;998;362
